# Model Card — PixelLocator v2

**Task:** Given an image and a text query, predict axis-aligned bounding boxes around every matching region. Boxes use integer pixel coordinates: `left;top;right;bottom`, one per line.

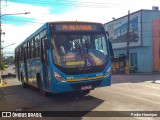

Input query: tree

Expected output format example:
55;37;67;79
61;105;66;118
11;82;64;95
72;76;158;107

0;61;5;70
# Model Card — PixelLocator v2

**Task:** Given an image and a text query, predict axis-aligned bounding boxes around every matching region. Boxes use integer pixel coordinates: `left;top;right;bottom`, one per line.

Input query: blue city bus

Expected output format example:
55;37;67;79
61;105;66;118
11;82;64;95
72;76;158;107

15;21;113;96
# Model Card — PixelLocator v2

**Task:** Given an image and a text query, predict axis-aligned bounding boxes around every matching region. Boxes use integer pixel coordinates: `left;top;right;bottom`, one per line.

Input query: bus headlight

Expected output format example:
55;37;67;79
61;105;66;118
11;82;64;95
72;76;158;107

53;72;66;82
105;67;111;77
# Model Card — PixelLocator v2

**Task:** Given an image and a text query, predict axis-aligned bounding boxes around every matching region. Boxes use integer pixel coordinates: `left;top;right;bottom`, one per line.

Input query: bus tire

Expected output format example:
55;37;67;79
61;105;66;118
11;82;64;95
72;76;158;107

21;73;27;88
37;74;50;97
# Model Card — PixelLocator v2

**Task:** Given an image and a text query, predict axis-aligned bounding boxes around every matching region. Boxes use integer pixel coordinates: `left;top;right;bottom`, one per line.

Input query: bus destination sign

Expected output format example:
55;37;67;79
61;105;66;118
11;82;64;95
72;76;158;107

50;23;104;31
62;25;92;31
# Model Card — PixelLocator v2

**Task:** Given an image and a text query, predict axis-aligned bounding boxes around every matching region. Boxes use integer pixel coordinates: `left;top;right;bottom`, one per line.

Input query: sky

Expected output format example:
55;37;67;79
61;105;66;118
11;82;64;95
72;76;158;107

1;0;160;56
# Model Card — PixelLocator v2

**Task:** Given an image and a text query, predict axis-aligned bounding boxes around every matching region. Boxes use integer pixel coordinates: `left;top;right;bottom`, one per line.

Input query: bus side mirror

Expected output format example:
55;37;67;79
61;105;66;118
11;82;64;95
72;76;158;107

106;31;114;58
109;41;114;58
44;39;50;49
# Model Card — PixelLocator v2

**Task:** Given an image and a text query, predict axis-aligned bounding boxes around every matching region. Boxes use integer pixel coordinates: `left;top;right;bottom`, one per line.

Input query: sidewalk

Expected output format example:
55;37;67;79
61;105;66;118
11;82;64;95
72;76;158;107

130;72;160;75
113;72;160;75
0;65;15;87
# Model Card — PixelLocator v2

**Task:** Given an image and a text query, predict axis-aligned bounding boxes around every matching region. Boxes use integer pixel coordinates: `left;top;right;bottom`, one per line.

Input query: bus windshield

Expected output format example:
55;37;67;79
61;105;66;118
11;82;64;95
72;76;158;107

51;32;108;73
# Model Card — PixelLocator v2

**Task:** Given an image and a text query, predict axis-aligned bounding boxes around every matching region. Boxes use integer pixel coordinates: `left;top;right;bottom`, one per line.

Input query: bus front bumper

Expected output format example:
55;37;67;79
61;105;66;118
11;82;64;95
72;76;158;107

49;75;111;94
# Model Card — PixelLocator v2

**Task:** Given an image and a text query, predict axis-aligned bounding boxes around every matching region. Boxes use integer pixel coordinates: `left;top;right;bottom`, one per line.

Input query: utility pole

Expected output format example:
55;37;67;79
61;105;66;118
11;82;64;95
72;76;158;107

0;0;30;82
125;10;130;74
0;0;2;81
0;0;5;81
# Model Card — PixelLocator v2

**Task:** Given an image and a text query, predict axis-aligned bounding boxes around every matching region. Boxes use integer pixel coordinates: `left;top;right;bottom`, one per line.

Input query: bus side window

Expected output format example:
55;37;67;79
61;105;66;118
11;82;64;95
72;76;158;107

41;37;48;63
19;47;21;62
37;40;40;57
29;41;32;59
23;43;27;61
27;42;30;60
35;35;40;58
33;39;35;58
21;47;24;61
30;40;35;59
35;37;37;58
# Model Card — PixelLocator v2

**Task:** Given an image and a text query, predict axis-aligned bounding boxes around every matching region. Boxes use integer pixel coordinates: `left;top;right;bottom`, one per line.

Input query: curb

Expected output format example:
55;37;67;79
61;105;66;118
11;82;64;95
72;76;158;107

113;72;160;75
129;72;160;75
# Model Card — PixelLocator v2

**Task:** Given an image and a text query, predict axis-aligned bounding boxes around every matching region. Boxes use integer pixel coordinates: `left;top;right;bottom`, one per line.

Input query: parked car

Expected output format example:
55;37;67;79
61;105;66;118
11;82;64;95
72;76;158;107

1;73;16;79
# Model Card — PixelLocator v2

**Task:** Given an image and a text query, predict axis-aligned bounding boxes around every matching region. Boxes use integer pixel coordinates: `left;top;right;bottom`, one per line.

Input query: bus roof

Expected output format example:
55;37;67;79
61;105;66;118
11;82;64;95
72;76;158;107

48;21;102;24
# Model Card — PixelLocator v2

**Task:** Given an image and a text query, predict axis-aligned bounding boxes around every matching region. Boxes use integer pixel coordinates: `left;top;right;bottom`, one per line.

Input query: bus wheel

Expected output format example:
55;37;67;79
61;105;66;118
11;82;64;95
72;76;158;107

21;73;27;88
37;75;49;97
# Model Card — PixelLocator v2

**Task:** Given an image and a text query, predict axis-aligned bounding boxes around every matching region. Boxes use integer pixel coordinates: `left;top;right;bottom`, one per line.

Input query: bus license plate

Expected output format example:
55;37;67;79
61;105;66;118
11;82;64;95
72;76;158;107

81;85;92;90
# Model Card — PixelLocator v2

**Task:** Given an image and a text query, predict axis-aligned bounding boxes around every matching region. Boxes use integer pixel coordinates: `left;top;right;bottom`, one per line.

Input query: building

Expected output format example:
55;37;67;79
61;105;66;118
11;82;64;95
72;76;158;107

104;7;160;72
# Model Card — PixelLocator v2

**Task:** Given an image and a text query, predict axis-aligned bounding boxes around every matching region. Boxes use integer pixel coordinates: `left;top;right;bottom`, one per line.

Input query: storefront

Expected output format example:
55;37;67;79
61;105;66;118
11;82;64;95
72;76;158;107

104;8;160;72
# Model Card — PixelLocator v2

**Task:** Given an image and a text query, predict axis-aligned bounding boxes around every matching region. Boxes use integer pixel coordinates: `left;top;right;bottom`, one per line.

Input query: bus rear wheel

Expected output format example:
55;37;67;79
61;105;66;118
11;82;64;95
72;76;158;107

37;75;50;97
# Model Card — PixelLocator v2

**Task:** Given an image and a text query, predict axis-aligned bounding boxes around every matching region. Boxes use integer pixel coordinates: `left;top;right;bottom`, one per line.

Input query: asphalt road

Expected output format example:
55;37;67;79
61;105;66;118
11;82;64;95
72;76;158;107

0;67;160;120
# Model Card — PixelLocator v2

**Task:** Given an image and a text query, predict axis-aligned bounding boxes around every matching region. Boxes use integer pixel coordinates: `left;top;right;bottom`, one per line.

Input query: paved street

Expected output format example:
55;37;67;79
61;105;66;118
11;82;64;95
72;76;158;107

0;67;160;120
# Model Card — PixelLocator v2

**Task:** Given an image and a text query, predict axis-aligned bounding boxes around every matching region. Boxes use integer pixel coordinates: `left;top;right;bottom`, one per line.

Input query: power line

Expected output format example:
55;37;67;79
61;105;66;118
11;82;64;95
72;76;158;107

8;0;121;8
2;18;44;24
9;0;120;5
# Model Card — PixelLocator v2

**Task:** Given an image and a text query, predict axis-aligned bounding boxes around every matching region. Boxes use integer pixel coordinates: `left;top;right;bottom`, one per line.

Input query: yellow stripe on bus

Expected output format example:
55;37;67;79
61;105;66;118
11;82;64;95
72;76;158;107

67;76;103;82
